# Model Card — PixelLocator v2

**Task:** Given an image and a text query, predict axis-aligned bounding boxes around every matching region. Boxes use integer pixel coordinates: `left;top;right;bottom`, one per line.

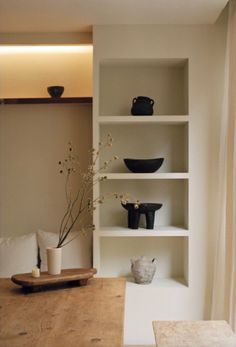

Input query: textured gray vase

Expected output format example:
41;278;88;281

131;256;156;284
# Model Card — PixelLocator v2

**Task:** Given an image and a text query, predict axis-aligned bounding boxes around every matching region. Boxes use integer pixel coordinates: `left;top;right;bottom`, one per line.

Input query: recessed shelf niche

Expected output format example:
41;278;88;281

93;57;190;286
100;122;189;173
99;236;189;286
99;59;188;116
99;179;189;230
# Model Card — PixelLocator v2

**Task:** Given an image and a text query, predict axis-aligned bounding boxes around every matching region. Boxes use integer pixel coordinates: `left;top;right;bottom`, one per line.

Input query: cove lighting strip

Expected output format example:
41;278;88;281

0;45;93;54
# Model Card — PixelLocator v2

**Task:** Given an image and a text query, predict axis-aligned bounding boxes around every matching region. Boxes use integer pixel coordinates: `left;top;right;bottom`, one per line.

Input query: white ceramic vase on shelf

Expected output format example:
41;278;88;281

46;247;62;275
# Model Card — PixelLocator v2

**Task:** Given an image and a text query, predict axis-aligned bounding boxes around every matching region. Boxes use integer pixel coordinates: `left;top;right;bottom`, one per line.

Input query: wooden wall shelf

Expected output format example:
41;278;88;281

0;97;93;105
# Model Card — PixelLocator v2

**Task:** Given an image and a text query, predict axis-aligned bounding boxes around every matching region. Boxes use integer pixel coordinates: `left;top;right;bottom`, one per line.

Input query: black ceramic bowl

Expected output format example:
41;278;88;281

124;158;164;173
47;86;64;98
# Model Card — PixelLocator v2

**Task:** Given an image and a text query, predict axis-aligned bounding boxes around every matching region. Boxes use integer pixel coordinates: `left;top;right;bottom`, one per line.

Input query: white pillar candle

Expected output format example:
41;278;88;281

32;267;40;278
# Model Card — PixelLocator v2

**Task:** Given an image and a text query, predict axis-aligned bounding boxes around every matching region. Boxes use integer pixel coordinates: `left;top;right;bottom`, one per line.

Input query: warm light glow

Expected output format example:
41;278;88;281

0;45;93;54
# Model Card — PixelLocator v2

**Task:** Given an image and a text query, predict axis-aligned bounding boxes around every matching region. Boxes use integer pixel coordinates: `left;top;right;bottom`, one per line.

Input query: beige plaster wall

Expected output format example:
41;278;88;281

0;32;92;45
0;103;92;237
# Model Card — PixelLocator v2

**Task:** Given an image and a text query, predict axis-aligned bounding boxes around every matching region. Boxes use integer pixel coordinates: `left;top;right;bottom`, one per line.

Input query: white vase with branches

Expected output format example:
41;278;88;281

46;134;120;275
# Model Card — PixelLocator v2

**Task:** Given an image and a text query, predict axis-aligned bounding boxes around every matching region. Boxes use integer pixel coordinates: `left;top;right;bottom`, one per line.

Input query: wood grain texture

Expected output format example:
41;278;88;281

11;268;97;287
0;97;92;105
0;277;125;347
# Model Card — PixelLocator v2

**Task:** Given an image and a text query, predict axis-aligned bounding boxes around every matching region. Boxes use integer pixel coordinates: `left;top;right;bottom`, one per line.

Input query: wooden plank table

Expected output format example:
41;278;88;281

0;277;126;347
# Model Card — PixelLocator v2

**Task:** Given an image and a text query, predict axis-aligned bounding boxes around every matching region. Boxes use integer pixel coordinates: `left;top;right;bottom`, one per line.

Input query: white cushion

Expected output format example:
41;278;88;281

37;229;91;271
0;233;38;277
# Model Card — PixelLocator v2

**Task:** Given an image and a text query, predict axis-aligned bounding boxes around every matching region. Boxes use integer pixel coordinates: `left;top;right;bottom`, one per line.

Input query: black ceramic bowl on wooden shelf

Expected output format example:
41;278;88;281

123;158;164;173
47;86;64;98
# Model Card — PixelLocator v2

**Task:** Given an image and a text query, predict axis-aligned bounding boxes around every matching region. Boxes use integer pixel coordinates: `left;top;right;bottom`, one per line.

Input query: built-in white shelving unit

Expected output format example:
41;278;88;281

93;58;189;287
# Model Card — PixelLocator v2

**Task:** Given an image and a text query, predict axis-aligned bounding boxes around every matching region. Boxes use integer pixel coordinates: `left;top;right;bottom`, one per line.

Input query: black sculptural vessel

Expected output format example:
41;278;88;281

121;203;162;229
131;96;154;115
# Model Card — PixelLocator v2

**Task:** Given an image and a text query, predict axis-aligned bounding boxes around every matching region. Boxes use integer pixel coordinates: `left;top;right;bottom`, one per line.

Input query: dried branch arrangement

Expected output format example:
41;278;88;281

57;134;138;248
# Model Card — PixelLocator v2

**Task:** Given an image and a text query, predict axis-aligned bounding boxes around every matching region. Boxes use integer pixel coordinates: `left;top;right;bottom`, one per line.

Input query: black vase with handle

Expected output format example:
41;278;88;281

131;96;155;115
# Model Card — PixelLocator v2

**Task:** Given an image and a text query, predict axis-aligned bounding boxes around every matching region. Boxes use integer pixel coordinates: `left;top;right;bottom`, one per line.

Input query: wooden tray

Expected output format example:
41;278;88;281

11;268;97;293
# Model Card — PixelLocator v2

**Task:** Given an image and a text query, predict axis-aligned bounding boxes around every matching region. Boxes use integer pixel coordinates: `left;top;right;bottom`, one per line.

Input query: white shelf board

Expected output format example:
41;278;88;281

99;173;189;180
126;277;188;288
97;226;189;237
98;115;189;124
